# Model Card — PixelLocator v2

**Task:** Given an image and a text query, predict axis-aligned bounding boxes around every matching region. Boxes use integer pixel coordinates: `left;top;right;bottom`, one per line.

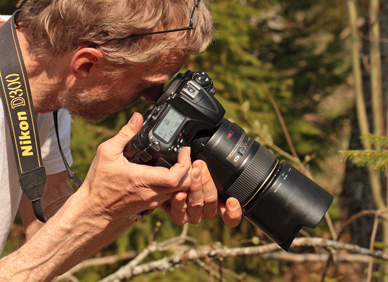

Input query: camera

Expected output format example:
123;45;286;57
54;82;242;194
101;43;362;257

124;70;333;250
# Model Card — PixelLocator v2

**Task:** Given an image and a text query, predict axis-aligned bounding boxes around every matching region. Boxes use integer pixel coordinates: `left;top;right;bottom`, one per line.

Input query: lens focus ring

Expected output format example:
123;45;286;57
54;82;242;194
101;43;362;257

223;145;278;205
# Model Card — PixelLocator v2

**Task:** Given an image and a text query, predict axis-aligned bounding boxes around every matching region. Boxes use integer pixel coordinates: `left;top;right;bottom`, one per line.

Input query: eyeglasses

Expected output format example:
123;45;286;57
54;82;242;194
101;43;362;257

93;0;201;46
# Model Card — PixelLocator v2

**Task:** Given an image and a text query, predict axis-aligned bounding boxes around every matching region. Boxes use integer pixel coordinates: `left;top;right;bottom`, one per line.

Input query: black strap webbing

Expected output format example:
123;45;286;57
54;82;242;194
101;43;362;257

0;11;46;223
53;111;83;189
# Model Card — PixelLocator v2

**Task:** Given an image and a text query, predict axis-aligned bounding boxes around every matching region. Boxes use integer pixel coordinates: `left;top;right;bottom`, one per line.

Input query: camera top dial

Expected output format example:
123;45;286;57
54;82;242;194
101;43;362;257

192;71;216;95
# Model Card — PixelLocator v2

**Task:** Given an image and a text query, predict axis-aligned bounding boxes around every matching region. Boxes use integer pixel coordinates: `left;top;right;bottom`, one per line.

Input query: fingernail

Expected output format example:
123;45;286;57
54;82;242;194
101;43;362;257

228;199;239;210
192;167;201;181
129;113;139;126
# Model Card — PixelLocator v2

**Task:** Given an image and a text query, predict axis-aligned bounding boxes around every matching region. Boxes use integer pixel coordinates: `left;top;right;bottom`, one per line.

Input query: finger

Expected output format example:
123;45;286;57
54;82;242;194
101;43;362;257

187;166;204;224
176;146;192;168
164;192;188;225
129;147;192;194
163;147;192;190
194;161;217;220
105;112;144;153
219;197;242;228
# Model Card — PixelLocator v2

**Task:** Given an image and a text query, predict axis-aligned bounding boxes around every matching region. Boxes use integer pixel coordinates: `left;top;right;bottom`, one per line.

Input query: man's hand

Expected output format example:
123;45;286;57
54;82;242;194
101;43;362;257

83;112;242;226
82;112;193;221
162;159;242;227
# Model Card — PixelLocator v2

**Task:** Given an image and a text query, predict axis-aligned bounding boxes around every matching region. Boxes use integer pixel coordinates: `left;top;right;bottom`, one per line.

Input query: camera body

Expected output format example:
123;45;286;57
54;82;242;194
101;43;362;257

124;71;224;167
124;70;333;250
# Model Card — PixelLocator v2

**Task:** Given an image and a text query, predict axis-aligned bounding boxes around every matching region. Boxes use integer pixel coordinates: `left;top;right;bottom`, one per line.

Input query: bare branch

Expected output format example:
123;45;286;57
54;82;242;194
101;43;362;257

55;251;136;281
261;252;370;263
263;86;299;162
197;259;247;281
95;237;388;282
98;223;196;282
336;210;388;241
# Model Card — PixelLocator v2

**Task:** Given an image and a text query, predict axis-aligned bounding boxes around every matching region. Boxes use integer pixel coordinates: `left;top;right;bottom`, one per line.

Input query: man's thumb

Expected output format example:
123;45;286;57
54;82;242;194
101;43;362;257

111;112;143;149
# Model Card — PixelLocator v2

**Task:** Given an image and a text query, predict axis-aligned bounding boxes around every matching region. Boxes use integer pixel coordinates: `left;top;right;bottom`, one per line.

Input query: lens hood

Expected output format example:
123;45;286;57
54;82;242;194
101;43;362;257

244;162;333;250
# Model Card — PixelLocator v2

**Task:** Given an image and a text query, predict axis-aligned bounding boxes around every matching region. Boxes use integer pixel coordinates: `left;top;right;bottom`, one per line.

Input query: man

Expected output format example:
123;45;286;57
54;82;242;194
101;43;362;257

0;0;242;281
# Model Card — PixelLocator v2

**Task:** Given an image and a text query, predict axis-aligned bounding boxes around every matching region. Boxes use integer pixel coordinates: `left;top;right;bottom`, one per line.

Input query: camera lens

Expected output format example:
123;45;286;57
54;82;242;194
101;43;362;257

124;70;333;250
191;118;333;250
191;120;278;205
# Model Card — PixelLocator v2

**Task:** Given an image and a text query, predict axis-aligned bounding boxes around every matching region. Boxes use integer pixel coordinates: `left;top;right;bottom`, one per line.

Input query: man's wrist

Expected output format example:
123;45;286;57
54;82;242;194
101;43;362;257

0;188;113;281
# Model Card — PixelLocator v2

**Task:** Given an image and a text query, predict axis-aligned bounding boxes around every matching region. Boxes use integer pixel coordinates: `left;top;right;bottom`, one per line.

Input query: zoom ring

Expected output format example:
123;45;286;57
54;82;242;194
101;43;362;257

223;145;278;205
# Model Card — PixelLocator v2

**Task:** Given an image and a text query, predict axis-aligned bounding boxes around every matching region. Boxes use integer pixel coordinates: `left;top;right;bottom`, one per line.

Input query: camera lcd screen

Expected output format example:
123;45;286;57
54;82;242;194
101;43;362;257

154;108;185;143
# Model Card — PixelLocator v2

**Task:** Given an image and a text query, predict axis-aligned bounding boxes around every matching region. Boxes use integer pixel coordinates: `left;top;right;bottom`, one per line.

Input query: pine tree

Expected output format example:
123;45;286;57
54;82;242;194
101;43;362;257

341;135;388;171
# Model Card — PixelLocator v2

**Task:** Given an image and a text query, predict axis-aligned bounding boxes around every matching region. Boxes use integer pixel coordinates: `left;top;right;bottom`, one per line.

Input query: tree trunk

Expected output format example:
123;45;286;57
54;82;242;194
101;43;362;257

341;0;388;251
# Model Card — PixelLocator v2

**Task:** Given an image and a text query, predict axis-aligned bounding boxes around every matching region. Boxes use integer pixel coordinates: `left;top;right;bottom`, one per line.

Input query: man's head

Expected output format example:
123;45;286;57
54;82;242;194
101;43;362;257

18;0;213;69
18;0;214;122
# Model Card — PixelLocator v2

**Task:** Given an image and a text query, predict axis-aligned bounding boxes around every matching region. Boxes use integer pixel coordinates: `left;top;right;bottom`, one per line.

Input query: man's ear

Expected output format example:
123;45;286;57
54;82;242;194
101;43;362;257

70;48;104;79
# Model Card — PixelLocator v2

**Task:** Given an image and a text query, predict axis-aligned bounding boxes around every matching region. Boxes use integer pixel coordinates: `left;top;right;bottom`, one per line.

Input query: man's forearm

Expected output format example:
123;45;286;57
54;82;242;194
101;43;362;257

20;171;75;241
0;187;132;282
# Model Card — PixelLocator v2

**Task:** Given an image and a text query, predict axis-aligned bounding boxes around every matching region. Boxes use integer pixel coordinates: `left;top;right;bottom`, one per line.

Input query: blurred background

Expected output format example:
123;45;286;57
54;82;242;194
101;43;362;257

2;0;385;281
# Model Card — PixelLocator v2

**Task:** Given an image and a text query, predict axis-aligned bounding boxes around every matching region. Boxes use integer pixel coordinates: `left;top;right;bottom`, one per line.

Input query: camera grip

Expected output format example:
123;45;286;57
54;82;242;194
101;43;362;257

124;136;175;168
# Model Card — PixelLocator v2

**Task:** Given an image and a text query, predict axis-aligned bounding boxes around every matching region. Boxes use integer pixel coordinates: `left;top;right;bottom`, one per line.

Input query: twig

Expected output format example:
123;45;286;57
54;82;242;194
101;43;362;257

268;143;299;164
56;233;388;282
262;252;370;263
321;209;388;281
96;238;388;282
336;210;388;241
55;251;137;281
263;86;299;161
98;223;195;282
197;259;222;281
367;212;381;282
218;257;224;282
205;259;247;281
16;0;25;8
148;221;161;244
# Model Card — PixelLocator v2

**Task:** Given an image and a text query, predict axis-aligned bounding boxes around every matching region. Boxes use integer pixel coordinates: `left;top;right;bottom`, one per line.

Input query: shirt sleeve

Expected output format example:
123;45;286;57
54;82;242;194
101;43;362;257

38;109;73;175
0;15;11;22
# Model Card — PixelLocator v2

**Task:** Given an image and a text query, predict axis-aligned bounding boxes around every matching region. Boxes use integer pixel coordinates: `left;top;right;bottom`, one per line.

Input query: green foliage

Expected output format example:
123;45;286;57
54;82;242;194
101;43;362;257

1;0;350;280
340;150;388;171
186;0;350;162
83;3;348;279
361;134;388;147
340;135;388;171
0;0;18;14
263;1;350;154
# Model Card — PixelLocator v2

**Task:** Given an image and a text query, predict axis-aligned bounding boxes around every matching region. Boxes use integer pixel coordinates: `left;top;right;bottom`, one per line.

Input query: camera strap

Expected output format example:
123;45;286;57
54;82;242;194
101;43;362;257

53;111;83;189
0;11;46;223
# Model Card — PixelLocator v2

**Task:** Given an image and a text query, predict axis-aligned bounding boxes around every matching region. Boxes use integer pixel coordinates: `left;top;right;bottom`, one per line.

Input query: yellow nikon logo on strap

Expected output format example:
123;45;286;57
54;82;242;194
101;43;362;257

5;73;25;109
4;73;32;156
17;111;33;156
